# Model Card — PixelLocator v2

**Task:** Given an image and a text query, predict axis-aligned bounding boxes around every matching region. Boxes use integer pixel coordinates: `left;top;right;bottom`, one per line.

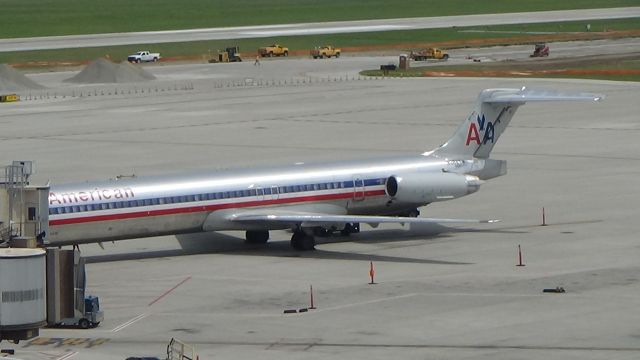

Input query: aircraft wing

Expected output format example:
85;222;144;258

202;205;497;232
230;212;497;225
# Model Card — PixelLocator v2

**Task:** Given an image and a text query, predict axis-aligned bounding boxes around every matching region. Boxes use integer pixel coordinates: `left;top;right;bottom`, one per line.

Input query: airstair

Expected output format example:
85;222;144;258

167;338;197;360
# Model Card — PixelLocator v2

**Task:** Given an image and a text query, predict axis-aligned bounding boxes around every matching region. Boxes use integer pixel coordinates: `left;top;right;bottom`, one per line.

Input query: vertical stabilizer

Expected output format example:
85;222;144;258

429;88;603;159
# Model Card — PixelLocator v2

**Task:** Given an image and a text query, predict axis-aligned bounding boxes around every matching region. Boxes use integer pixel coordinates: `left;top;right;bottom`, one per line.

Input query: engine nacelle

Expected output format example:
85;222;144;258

385;172;482;204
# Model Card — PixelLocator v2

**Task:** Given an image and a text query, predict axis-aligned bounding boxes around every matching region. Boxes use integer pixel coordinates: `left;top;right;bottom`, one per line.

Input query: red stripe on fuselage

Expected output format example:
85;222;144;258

49;190;387;226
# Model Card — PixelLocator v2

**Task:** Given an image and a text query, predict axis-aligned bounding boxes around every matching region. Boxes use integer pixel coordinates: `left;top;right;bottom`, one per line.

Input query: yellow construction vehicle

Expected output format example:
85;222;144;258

209;46;242;63
0;94;19;102
310;45;341;59
409;48;449;61
258;44;289;57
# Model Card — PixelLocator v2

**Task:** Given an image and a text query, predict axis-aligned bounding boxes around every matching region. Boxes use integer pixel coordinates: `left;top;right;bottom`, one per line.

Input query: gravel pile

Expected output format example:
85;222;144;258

0;64;46;92
65;58;156;84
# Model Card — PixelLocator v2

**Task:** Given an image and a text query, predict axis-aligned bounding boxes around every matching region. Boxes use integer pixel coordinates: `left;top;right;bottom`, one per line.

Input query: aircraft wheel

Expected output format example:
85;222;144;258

291;231;315;251
340;223;353;236
313;227;332;237
246;230;269;243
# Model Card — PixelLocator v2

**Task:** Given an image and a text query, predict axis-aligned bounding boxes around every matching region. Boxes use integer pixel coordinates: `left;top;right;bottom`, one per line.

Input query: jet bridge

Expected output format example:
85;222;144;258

0;161;49;247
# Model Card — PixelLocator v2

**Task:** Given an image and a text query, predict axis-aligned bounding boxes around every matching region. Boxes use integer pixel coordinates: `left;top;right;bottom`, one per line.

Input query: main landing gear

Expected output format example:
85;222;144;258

245;223;362;251
291;231;316;251
340;222;360;236
245;230;269;244
290;222;361;251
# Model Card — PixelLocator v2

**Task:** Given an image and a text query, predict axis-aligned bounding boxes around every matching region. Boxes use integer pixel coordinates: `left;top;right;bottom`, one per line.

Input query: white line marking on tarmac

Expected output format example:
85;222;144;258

314;293;420;312
307;292;549;314
110;313;149;332
243;25;407;36
56;351;79;360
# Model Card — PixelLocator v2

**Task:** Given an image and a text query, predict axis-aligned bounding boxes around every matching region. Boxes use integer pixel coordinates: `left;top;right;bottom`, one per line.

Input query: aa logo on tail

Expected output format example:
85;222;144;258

466;114;496;146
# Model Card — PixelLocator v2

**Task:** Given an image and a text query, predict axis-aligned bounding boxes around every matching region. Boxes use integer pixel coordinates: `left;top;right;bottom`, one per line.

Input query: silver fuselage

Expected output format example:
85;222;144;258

47;155;496;245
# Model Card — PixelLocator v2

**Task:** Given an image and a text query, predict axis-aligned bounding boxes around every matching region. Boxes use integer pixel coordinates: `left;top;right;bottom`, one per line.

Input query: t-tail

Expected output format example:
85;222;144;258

430;87;604;159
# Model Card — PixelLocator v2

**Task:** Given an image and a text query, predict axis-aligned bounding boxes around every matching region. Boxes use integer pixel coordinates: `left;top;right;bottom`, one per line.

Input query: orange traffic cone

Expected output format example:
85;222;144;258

369;261;376;284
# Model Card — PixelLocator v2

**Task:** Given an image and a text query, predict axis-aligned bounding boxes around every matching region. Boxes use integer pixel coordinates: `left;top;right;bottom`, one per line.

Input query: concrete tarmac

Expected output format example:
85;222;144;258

1;54;639;359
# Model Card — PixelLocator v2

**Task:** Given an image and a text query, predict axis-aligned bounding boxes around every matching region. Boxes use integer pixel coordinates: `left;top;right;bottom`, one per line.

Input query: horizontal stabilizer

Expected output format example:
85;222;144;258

483;87;604;103
431;87;605;159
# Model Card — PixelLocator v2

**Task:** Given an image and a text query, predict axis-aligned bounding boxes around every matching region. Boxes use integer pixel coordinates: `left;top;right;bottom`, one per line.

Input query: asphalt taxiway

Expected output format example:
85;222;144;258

1;51;640;360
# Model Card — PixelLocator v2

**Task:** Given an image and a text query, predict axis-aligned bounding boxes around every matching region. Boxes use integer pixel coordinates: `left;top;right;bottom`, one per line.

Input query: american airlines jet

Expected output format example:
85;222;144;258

46;88;602;250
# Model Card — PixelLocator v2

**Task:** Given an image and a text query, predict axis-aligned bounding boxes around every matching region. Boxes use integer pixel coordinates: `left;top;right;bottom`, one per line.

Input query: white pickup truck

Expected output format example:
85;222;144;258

127;51;161;63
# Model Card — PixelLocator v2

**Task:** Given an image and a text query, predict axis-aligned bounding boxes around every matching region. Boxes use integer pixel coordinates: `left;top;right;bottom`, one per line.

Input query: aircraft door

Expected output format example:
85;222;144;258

353;177;365;201
269;185;279;201
255;187;264;201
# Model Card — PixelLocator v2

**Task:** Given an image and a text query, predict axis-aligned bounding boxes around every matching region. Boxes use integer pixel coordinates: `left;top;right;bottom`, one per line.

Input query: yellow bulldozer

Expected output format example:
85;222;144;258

209;46;243;63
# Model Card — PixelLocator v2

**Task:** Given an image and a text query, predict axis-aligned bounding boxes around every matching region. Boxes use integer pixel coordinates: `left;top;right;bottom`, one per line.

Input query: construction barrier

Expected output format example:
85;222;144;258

0;94;19;102
15;76;411;102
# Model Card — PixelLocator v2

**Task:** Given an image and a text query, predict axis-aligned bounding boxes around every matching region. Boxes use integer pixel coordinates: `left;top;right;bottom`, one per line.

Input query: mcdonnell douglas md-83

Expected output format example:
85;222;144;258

46;88;602;250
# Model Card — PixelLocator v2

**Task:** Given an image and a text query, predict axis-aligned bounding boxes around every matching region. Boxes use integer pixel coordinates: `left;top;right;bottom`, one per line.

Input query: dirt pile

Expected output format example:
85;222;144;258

65;58;156;84
0;64;46;92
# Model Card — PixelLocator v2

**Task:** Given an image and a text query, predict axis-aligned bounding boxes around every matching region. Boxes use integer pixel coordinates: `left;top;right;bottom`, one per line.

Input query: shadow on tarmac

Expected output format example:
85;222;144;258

83;223;488;264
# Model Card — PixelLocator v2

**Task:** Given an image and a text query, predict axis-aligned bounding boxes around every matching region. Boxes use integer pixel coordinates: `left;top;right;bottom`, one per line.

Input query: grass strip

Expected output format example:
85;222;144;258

3;18;639;67
360;59;640;82
2;0;638;38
